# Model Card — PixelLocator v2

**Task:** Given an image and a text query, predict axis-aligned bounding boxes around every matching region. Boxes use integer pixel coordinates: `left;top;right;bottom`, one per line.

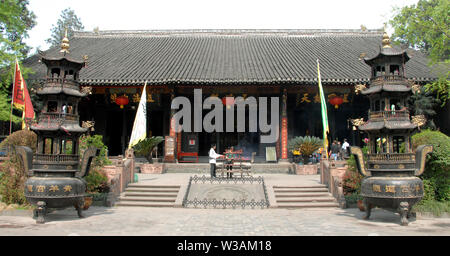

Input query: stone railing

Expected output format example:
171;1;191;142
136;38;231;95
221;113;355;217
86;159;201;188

38;112;79;122
367;153;415;162
102;150;135;206
320;160;347;208
39;77;80;92
370;75;411;86
34;154;79;163
368;110;410;121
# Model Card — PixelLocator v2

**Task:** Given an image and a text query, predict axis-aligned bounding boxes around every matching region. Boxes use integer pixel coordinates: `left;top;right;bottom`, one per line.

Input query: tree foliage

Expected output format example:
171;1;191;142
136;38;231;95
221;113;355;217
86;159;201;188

46;8;84;47
408;87;440;129
389;0;450;105
0;0;36;66
0;0;36;125
390;0;449;63
412;130;450;202
132;136;164;163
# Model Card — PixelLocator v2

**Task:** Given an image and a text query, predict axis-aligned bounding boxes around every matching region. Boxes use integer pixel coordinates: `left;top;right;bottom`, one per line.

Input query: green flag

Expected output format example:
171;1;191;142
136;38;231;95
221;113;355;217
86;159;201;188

317;59;329;159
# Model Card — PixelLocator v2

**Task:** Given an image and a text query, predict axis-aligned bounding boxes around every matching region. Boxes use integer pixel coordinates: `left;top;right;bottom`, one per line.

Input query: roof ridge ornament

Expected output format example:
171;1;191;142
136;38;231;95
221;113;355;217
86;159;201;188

60;28;70;54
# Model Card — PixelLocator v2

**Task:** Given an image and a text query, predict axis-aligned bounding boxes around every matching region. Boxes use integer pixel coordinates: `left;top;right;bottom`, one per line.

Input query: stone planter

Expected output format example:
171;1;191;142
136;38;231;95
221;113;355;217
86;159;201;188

140;163;165;174
295;164;318;175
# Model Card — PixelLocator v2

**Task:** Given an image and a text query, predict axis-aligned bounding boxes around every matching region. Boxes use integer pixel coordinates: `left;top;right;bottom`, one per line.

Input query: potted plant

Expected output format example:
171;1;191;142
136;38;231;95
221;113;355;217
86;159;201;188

288;136;322;164
132;136;164;163
84;167;109;209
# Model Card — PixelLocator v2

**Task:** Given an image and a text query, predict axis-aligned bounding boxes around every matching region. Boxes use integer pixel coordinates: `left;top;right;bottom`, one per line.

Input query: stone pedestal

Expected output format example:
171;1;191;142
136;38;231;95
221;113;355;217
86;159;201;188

295;164;318;175
140;163;165;174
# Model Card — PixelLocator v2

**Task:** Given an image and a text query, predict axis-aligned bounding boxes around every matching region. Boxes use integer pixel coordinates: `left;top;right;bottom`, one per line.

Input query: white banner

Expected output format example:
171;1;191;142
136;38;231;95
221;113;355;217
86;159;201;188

128;81;147;148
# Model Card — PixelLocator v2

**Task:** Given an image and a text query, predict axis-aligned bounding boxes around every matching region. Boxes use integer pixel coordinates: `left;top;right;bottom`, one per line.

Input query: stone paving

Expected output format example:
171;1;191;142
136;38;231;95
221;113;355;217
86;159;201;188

0;173;449;236
1;204;450;236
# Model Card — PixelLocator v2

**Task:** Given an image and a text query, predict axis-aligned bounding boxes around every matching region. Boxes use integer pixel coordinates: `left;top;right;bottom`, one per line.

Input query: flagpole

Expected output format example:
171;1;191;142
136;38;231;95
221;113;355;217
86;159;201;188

317;58;329;160
9;58;18;135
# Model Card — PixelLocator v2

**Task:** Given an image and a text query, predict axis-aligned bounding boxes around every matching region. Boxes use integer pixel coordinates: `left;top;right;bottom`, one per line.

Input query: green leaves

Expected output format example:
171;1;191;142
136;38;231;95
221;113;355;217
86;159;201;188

390;0;449;63
390;0;450;105
132;136;164;162
287;136;323;157
0;0;36;66
46;8;84;47
79;135;111;167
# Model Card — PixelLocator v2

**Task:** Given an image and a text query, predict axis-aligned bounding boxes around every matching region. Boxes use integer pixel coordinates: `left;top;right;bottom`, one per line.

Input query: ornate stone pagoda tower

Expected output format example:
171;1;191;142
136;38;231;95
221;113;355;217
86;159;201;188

349;32;433;226
16;31;98;224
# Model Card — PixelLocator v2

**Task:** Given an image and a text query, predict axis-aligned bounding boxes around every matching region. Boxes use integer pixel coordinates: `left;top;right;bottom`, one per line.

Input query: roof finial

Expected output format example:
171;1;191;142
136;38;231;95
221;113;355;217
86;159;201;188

60;27;70;53
382;23;392;48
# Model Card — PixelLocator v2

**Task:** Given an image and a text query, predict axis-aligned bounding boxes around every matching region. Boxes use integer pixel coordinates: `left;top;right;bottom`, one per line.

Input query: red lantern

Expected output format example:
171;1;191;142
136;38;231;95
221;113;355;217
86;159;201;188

115;95;129;109
222;96;235;109
329;95;344;109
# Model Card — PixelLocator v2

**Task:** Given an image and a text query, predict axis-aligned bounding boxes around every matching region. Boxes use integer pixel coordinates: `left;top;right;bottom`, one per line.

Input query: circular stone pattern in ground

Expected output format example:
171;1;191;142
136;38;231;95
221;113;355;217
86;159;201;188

202;186;254;201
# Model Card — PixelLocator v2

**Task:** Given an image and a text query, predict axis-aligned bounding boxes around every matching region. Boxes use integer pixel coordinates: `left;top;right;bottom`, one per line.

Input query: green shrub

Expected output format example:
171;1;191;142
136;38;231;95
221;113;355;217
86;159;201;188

344;193;363;204
287;136;323;163
79;135;111;167
342;158;364;195
0;159;27;205
132;136;164;163
0;130;37;153
412;130;450;201
342;146;368;196
422;179;437;202
413;200;450;216
0;130;37;205
84;166;109;194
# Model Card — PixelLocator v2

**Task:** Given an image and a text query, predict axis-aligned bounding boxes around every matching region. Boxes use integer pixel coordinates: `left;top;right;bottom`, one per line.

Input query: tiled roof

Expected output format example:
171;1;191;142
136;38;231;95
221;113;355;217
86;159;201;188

24;29;437;86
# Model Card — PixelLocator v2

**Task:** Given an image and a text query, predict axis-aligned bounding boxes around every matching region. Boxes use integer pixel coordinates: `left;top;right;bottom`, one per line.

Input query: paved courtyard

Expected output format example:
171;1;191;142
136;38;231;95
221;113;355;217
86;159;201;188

1;173;449;236
1;206;449;236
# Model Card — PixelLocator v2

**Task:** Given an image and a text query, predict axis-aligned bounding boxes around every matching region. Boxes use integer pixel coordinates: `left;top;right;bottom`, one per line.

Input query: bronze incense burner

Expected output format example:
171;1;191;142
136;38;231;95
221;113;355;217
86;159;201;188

17;33;98;224
350;32;432;225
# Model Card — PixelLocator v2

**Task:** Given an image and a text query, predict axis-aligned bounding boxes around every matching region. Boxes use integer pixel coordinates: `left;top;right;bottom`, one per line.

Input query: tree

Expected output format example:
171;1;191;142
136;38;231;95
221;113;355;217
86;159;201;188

46;8;84;47
408;87;440;130
389;0;449;105
0;0;36;124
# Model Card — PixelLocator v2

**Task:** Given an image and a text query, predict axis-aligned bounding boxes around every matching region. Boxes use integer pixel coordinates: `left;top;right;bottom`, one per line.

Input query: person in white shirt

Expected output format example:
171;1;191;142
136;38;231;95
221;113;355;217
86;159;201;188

341;139;350;158
209;144;222;178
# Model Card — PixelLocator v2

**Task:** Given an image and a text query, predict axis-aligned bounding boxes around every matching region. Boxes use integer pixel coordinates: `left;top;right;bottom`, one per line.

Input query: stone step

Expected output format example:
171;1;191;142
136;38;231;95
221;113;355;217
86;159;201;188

119;196;176;202
273;188;329;193
115;201;175;207
124;192;178;197
127;184;180;189
277;202;339;208
276;197;336;203
275;193;331;198
125;188;180;193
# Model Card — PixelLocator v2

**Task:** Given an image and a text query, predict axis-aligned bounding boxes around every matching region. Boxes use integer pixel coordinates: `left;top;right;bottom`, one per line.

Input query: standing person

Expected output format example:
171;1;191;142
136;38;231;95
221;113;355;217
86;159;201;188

209;144;222;178
341;139;350;158
330;140;340;161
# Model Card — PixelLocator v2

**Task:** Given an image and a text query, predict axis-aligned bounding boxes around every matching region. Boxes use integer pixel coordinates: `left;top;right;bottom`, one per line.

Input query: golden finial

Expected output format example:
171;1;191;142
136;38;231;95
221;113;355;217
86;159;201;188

382;23;392;48
60;28;70;53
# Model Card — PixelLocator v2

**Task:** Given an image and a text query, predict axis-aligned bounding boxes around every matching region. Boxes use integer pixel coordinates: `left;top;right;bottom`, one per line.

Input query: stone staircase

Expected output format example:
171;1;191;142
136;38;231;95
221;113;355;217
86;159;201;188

273;185;339;208
116;184;181;207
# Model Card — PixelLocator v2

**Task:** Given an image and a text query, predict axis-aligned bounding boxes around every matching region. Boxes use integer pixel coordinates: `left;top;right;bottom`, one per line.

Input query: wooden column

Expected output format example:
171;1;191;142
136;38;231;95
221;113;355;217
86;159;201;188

164;88;177;162
280;88;289;162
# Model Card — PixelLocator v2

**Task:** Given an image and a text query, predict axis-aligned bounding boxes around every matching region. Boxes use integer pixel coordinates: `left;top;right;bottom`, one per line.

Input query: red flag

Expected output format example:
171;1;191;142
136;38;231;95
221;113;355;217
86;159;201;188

13;59;35;129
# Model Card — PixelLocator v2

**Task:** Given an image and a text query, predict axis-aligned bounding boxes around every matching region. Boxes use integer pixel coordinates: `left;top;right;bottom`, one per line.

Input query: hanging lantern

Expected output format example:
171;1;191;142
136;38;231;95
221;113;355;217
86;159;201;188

115;95;129;109
222;96;235;109
329;95;344;109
